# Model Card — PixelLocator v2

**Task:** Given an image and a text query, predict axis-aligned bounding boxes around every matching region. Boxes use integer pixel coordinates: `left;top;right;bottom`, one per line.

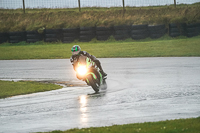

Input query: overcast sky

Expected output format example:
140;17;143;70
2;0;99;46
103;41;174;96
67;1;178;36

0;0;199;9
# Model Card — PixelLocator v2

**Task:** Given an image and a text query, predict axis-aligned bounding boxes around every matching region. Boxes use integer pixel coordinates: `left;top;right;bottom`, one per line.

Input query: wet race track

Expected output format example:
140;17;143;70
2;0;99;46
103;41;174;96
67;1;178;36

0;57;200;133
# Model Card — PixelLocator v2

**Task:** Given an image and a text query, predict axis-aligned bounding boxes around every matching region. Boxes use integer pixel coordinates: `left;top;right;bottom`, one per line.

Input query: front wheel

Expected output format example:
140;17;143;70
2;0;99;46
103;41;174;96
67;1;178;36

86;74;99;92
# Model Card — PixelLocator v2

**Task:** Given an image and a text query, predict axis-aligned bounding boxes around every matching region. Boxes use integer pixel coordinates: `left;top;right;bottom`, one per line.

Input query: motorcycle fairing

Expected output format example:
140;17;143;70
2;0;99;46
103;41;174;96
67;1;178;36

86;72;97;84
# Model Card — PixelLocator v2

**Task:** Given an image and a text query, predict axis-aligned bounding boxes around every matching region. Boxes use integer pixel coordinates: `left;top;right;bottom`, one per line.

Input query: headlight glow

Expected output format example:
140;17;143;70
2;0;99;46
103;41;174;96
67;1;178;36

77;65;87;76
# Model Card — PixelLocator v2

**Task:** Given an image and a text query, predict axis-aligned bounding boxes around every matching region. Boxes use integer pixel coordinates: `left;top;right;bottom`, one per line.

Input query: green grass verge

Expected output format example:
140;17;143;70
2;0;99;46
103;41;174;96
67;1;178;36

38;117;200;133
0;35;200;60
0;80;62;99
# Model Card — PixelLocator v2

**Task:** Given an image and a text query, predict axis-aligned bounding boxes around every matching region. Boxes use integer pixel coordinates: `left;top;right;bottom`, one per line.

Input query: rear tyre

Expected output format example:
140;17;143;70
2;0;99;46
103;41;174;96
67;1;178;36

101;79;107;90
87;74;99;92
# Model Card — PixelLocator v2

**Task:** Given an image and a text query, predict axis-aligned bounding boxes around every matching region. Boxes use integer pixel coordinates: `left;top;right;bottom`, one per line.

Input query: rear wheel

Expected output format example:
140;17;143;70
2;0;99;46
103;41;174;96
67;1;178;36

87;74;99;92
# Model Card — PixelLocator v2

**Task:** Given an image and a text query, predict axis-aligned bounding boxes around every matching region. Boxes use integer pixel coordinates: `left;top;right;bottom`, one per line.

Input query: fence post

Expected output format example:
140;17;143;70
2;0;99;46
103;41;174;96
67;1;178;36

22;0;25;13
122;0;125;10
174;0;176;8
122;0;125;16
78;0;81;12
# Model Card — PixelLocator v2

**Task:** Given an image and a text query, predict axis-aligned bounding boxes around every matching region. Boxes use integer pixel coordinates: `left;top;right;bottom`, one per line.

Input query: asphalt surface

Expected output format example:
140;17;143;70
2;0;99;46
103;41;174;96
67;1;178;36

0;57;200;133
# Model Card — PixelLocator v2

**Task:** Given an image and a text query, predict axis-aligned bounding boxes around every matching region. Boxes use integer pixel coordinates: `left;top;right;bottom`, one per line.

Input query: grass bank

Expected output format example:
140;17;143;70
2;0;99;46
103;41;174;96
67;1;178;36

0;80;62;99
0;35;200;60
0;3;200;32
38;117;200;133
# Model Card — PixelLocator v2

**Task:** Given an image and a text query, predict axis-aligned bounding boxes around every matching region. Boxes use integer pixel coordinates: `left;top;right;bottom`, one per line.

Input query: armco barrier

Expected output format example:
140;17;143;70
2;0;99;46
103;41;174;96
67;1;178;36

1;23;200;44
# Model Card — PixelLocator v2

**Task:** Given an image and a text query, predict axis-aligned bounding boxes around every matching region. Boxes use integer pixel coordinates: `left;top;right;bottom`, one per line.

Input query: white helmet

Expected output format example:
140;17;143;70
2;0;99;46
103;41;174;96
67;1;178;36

71;45;81;55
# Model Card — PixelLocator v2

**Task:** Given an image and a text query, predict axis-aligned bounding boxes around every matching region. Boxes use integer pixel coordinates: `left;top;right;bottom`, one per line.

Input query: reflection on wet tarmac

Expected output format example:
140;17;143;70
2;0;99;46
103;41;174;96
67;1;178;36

79;95;88;126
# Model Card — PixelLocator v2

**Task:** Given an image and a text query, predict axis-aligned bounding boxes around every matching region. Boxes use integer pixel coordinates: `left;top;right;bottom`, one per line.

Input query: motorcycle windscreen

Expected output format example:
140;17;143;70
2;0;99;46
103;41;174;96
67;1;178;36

78;55;87;65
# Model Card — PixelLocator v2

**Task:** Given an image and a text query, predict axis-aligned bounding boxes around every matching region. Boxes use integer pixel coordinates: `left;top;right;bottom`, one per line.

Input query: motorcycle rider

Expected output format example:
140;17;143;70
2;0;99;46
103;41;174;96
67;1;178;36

70;45;107;78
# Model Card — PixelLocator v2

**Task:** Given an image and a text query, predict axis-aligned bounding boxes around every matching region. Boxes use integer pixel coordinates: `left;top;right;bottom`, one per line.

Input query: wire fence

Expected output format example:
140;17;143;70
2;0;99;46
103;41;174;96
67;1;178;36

1;0;199;10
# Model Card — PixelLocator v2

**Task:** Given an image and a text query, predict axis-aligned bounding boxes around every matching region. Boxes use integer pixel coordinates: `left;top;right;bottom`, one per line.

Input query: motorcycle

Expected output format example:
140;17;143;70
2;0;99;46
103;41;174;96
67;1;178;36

74;55;107;93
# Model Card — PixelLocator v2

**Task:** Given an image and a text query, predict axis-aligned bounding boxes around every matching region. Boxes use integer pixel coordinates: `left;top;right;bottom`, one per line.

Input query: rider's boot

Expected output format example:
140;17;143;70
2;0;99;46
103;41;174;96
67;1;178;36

100;70;107;78
96;61;107;78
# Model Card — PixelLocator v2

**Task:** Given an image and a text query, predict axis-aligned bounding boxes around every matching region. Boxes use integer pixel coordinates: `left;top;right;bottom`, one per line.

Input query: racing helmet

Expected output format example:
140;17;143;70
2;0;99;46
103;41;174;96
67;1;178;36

71;45;81;55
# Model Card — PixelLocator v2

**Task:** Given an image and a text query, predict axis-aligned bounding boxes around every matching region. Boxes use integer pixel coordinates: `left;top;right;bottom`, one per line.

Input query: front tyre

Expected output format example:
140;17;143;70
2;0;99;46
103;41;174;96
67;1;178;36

87;74;99;92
